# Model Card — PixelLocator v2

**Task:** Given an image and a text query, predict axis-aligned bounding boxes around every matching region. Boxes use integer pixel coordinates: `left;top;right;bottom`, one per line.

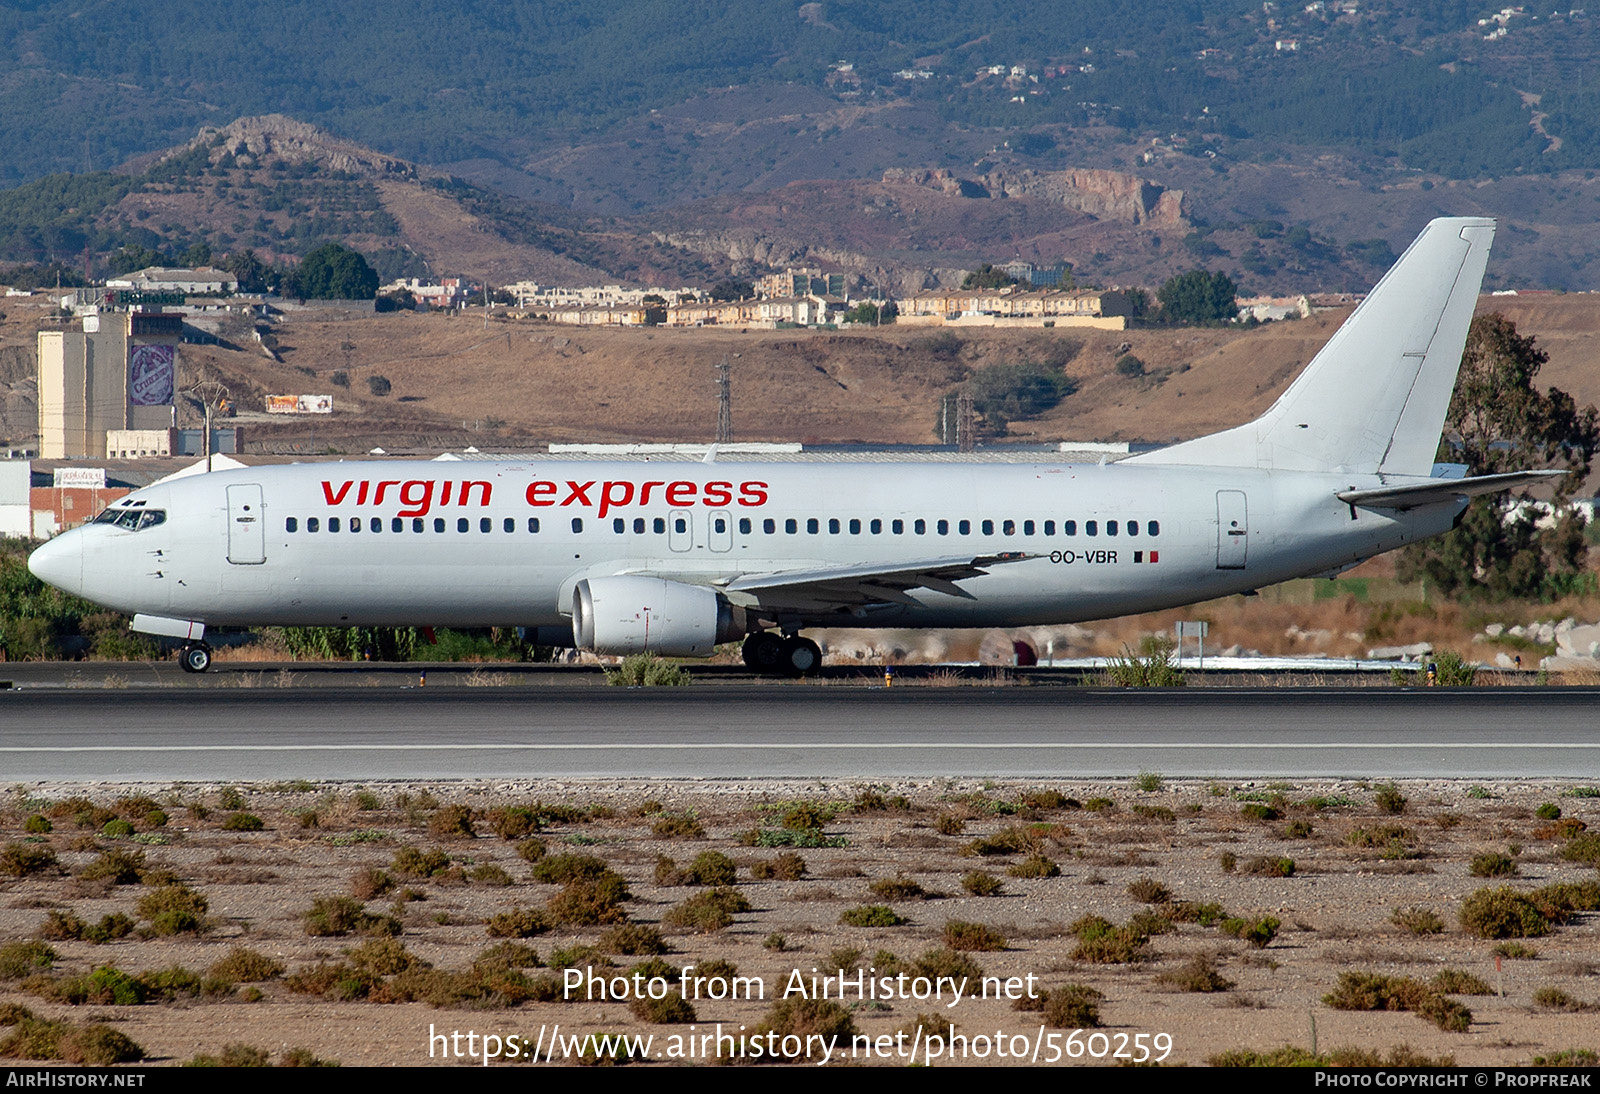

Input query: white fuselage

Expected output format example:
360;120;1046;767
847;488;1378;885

33;458;1463;634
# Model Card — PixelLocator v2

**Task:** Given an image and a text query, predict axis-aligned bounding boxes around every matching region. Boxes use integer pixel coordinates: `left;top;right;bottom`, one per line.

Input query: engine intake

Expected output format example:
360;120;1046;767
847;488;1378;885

572;576;744;657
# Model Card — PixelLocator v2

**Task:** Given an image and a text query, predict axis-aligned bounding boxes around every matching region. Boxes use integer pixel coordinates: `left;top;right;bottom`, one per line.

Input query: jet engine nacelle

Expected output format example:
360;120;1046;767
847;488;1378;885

572;576;745;657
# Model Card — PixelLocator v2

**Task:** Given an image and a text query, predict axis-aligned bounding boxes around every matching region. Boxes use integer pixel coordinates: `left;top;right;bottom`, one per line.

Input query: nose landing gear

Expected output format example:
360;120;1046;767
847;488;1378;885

740;632;822;677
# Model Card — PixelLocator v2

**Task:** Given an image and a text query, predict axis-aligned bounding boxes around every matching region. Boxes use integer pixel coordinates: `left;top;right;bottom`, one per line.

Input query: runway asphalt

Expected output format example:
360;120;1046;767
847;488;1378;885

3;683;1597;781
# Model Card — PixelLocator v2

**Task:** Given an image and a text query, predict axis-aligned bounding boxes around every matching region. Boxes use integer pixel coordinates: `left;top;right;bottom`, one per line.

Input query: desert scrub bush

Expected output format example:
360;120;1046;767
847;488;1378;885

1220;916;1281;948
663;888;748;932
777;800;838;831
1532;987;1594;1012
1559;833;1600;866
22;815;50;834
1531;880;1600;920
1471;851;1518;877
1492;941;1538;959
1156;955;1234;992
1373;782;1407;814
1281;819;1315;839
1126;876;1172;903
0;942;56;981
221;812;264;832
1391;906;1445;934
209;948;284;982
685;850;737;886
77;848;147;885
515;837;548;863
839;905;906;928
651;812;705;839
0;1007;144;1064
961;871;1004;897
1431;970;1491;996
1041;984;1104;1028
349;867;393;902
1219;852;1237;873
182;1043;272;1067
1323;971;1472;1032
1432;649;1478;686
485;908;549;938
485;805;541;840
934;813;965;836
598;925;667;956
38;911;133;945
1239;803;1279;822
942;921;1005;951
468;864;512;887
427;804;475;839
1069;917;1150;964
545;872;631;927
0;844;57;877
912;947;985;982
1165;901;1225;926
629;990;696;1024
391;846;452;878
1241;856;1295;878
137;883;209;935
605;653;691;686
303;896;398;938
1131;804;1177;821
755;998;858;1054
1131;770;1165;792
529;853;611;884
1535;802;1562;821
869;875;926;901
737;826;846;849
1460;887;1550;939
748;852;806;881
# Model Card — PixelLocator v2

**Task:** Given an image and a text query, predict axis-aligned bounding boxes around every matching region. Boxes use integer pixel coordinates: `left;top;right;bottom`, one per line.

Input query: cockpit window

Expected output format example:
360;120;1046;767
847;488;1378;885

93;507;165;531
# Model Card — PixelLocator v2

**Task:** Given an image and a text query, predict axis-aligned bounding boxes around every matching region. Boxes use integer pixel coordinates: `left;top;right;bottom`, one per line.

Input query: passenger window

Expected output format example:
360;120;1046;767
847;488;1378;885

419;518;429;533
392;517;404;533
1087;520;1098;537
828;518;840;534
848;518;860;534
349;516;359;533
937;519;949;535
529;517;541;533
1003;520;1015;535
1148;520;1160;536
457;518;469;533
786;518;798;534
654;517;666;534
764;518;776;534
715;517;727;534
614;518;625;534
480;517;491;533
1106;520;1118;536
370;517;382;533
892;519;903;534
958;519;970;535
674;517;687;533
1024;520;1035;535
307;517;320;533
286;517;298;533
807;518;819;534
437;518;447;532
329;517;341;533
1044;521;1055;536
1127;521;1138;537
1064;520;1077;536
572;518;584;533
635;518;647;534
982;520;994;535
739;518;751;534
914;519;926;534
870;519;882;534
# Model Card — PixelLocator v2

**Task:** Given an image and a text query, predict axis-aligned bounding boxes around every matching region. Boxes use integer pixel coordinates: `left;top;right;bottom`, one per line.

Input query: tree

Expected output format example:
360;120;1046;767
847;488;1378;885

844;300;896;325
1397;314;1599;600
288;243;379;300
961;264;1017;290
222;249;270;294
1156;270;1237;324
708;279;752;302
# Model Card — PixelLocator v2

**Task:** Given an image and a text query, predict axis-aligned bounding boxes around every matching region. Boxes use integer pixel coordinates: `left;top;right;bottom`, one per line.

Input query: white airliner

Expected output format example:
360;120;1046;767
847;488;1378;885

29;217;1558;674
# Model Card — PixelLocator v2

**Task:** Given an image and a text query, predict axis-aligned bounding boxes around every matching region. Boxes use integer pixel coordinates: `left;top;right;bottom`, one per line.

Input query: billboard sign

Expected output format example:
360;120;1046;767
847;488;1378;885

266;395;334;414
54;467;107;489
128;344;175;406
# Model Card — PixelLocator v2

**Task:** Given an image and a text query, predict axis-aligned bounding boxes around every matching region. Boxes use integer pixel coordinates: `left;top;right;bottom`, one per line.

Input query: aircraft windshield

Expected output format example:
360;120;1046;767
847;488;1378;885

92;507;166;531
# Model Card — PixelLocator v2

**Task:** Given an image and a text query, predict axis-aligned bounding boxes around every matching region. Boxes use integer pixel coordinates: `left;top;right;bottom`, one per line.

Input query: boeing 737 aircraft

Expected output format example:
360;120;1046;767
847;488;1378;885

28;217;1560;674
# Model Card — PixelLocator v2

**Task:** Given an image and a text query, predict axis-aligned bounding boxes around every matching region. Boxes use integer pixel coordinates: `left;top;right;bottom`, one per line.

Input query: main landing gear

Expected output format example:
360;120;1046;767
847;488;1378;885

741;631;822;677
178;642;213;674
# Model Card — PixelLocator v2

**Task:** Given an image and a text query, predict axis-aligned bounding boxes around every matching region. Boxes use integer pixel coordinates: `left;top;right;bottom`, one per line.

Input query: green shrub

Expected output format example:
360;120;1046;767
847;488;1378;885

1131;770;1164;792
663;889;747;932
1041;984;1103;1028
756;998;857;1055
868;875;926;901
1155;955;1234;992
839;905;906;928
934;814;965;835
1432;649;1478;686
303;896;396;938
78;849;146;884
0;844;57;877
0;1009;144;1064
1471;851;1518;877
22;815;50;835
961;871;1004;896
1460;887;1550;939
1281;819;1315;839
219;787;245;810
1070;917;1150;963
1373;783;1407;814
1242;856;1295;877
208;948;285;982
545;873;631;926
485;908;549;939
391;846;452;878
1239;803;1278;821
529;853;611;884
1220;916;1281;947
1324;971;1472;1031
468;864;512;887
1534;802;1562;821
598;925;666;956
1126;876;1171;903
427;805;475;839
1432;969;1491;996
685;850;736;885
605;653;691;686
1531;880;1600;921
913;947;985;982
1559;833;1600;865
1103;638;1185;687
629;991;696;1024
748;853;806;881
137;884;209;935
221;812;264;832
0;942;57;981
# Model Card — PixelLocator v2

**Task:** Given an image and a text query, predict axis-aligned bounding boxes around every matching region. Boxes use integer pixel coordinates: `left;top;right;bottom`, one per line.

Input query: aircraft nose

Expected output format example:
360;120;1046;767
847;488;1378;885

28;533;83;596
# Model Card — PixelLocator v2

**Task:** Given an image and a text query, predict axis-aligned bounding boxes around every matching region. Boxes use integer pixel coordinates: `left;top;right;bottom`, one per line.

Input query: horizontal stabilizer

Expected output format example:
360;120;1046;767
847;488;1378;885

1336;470;1568;511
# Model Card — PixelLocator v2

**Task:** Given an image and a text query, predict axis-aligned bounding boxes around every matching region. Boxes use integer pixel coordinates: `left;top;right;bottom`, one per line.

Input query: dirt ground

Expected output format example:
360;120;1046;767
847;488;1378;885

1;777;1597;1068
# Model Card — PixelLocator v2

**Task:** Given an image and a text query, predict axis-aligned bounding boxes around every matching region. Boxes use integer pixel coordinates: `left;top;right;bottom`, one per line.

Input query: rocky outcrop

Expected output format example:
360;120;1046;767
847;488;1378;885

882;165;1186;227
179;115;417;179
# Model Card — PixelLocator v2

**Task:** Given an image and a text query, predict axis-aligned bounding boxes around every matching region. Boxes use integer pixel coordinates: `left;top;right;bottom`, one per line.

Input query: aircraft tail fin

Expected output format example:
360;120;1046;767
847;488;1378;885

1127;216;1495;476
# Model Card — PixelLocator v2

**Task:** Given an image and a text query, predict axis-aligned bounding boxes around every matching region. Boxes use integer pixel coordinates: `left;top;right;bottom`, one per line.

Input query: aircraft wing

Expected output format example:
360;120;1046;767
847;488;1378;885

1336;470;1569;511
721;552;1032;610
